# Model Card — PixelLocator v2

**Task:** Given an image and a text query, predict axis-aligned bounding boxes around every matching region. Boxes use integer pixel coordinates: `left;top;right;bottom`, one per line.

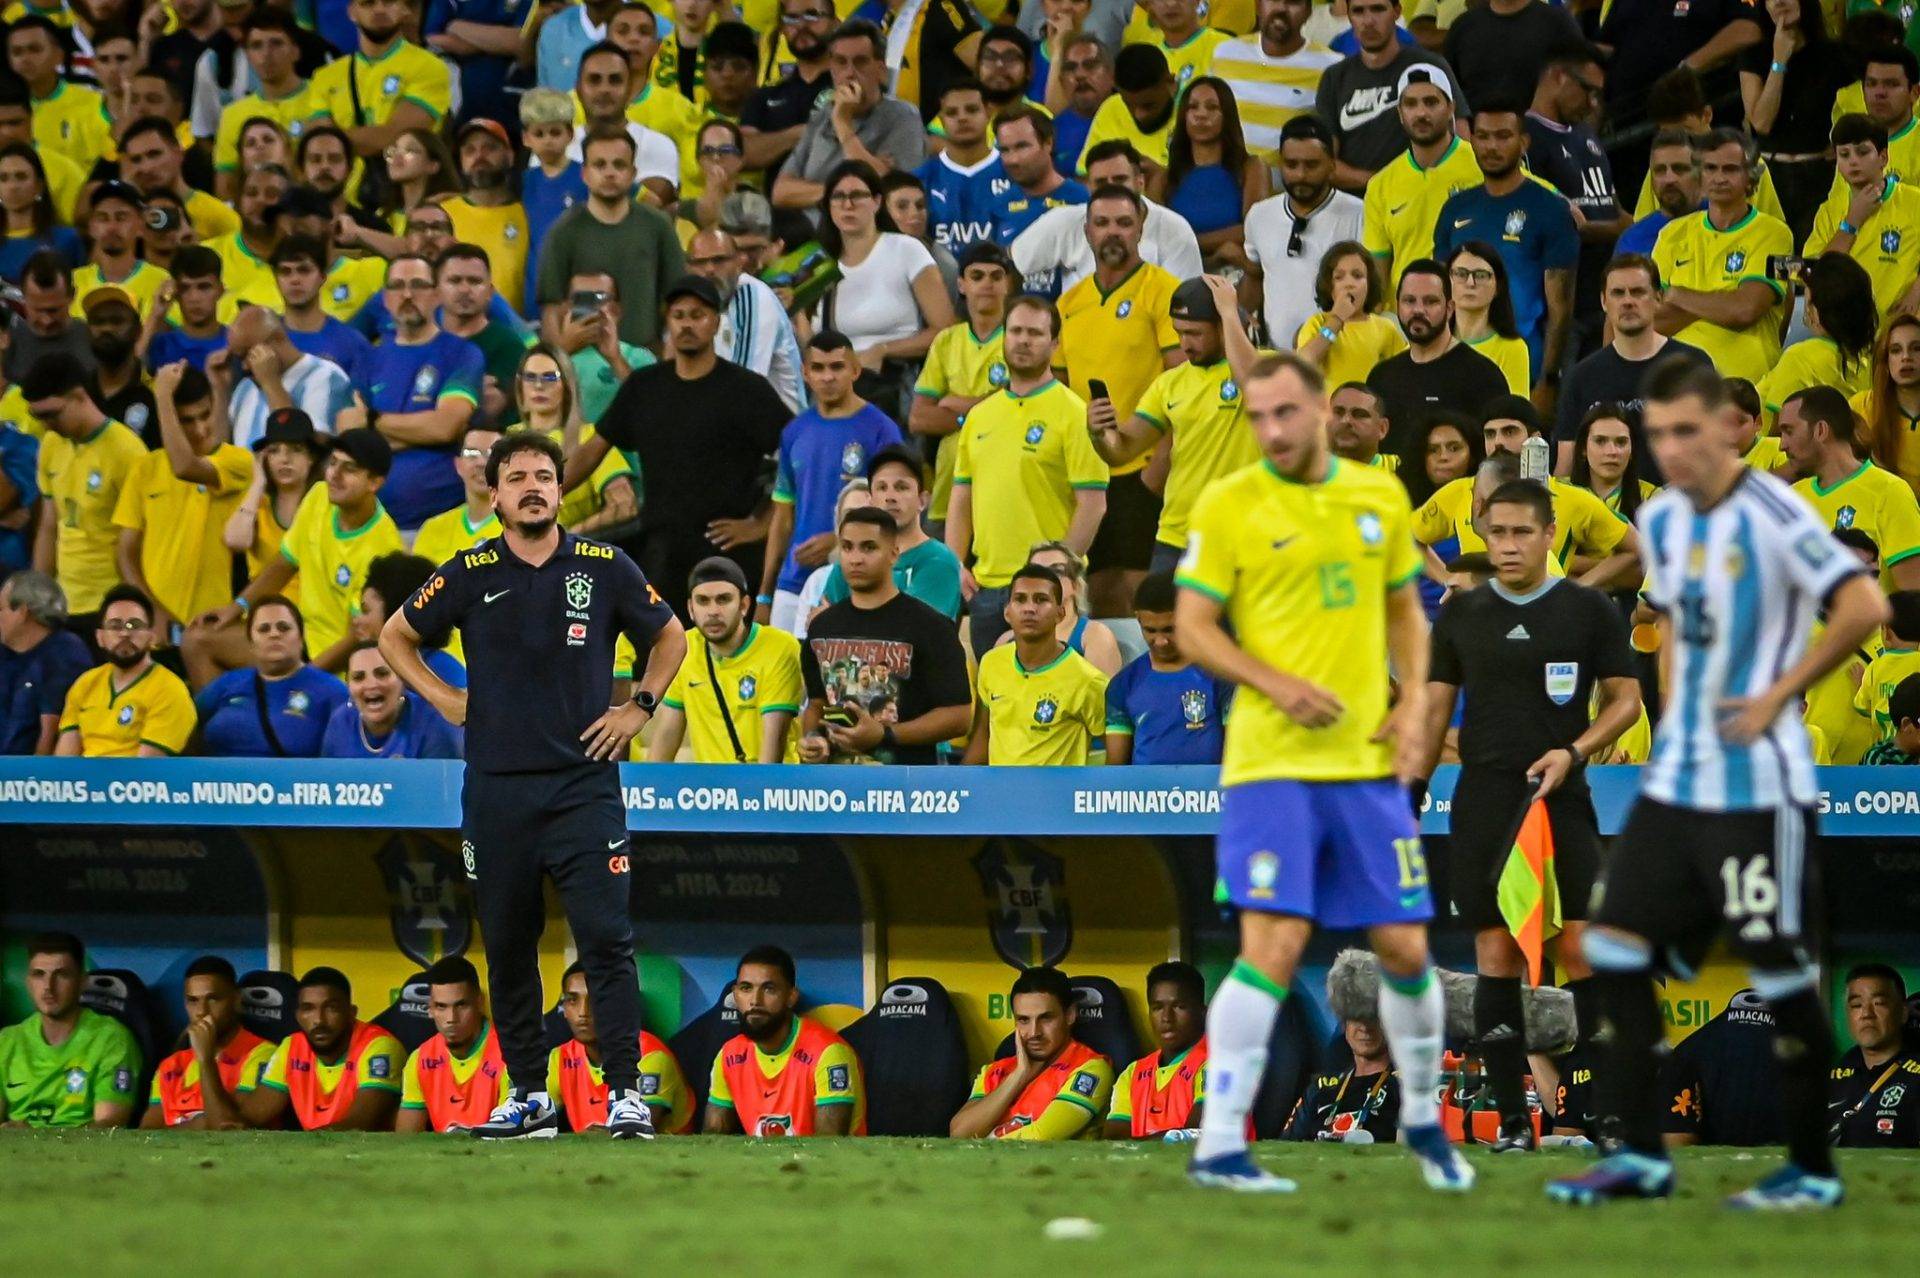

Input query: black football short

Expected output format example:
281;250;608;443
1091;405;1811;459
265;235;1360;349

1446;767;1601;931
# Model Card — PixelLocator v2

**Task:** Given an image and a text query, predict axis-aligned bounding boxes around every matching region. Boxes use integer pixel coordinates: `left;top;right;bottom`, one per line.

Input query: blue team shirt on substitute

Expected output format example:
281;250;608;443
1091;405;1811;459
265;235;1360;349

147;327;229;374
287;317;375;388
771;405;904;593
195;665;350;757
523;162;589;319
1432;181;1580;378
916;152;1005;252
356;330;486;528
1103;656;1230;765
320;692;464;759
991;177;1089;249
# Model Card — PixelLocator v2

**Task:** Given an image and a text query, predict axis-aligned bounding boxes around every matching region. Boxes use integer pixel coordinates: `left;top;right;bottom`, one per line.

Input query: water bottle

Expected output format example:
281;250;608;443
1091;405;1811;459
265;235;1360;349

1521;434;1551;482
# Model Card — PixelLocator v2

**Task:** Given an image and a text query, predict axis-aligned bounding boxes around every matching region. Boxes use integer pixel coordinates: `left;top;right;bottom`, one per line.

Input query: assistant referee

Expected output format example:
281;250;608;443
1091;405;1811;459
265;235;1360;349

380;433;687;1141
1420;479;1642;1151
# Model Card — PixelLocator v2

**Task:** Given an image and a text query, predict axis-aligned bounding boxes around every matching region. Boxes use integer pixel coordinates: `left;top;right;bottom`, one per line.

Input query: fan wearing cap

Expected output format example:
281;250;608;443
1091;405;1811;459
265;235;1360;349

202;428;405;674
77;284;160;449
70;183;174;326
650;556;803;764
26;353;149;623
1315;0;1470;186
1077;44;1178;174
1359;64;1480;292
444;120;533;316
111;362;254;644
1089;274;1265;577
305;0;452;160
911;241;1015;526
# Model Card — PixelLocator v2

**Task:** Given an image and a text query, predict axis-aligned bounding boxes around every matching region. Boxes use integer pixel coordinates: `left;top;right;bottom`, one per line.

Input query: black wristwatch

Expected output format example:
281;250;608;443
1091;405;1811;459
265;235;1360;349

880;723;898;751
1565;742;1587;767
633;689;659;714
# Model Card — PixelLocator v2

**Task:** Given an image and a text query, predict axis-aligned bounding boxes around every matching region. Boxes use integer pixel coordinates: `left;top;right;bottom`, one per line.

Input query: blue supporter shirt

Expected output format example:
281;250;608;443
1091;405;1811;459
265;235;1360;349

990;176;1088;249
771;404;904;593
523;161;589;319
355;330;486;528
424;646;468;690
1432;180;1580;379
915;152;1004;252
147;326;229;374
195;665;350;757
1053;109;1093;174
1616;210;1675;259
287;316;375;387
1103;655;1229;765
320;691;464;759
351;294;528;343
0;629;89;755
0;227;82;283
0;422;38;573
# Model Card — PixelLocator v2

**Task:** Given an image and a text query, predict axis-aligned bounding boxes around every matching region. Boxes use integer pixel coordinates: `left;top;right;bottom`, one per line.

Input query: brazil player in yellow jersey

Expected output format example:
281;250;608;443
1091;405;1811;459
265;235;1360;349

1175;351;1471;1194
651;558;803;763
964;562;1109;766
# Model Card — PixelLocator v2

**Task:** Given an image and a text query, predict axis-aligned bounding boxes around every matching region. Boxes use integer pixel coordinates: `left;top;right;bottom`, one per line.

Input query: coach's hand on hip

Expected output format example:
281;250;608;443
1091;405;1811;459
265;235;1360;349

582;699;651;760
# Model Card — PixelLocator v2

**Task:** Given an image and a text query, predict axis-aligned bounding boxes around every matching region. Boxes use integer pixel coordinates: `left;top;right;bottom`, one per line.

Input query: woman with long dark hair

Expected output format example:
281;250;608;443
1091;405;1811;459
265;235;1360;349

1857;313;1920;491
1569;403;1658;520
1756;253;1878;418
0;143;79;281
1446;241;1529;395
1152;76;1268;269
1400;412;1485;510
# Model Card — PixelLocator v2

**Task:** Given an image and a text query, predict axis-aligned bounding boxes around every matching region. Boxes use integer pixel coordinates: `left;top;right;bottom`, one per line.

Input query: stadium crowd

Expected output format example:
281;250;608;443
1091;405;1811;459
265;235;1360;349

4;0;1920;769
2;931;1916;1142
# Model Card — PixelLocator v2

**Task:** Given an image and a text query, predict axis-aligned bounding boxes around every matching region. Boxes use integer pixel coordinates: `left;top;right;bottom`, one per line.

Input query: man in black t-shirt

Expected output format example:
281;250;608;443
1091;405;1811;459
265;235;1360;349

1830;963;1920;1148
573;275;791;619
1662;991;1785;1147
1422;478;1642;1151
799;506;972;765
1367;259;1509;457
742;0;837;179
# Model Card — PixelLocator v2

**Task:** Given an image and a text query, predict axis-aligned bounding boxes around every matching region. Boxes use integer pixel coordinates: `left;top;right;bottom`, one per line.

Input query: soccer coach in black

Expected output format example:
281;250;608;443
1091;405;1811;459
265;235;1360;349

380;432;686;1140
1418;479;1642;1151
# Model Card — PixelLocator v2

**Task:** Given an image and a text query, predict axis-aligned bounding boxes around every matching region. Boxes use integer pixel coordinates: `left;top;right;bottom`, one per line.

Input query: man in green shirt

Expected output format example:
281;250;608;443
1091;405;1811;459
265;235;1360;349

0;932;140;1128
821;445;964;619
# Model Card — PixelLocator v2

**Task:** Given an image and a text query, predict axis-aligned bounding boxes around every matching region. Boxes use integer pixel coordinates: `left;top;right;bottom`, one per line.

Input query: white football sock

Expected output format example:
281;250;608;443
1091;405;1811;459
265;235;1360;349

1194;959;1285;1161
1379;965;1444;1131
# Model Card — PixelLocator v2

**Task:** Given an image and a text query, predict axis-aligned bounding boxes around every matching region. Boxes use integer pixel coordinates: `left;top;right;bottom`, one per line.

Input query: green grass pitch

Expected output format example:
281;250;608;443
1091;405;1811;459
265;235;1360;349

6;1134;1917;1275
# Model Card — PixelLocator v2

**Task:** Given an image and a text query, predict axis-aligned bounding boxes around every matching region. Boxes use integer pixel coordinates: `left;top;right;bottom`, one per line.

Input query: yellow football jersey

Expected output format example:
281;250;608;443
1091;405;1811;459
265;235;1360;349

1793;459;1920;591
1077;92;1174;172
974;643;1109;766
1413;475;1628;568
1803;177;1920;316
58;663;196;757
1178;458;1423;784
1132;356;1262;548
213;82;317;173
1296;312;1407;390
1154;27;1234;90
1745;432;1792;475
278;483;405;658
1855;644;1920;741
1651;207;1792;382
1756;336;1871;422
70;261;171;320
110;445;254;623
1463;331;1531;394
36;420;149;614
954;379;1110;587
914;321;1008;521
201;232;280;312
1806;625;1880;764
1818;111;1920;194
308;42;451;131
1057;261;1181;476
31;81;111;171
1362;138;1483;289
322;255;388;321
1849;387;1920;488
662;623;803;763
444;197;532;314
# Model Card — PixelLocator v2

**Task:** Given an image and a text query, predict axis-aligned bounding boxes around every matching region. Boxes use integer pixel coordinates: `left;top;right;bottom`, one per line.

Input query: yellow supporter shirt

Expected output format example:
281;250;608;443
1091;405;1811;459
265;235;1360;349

110;445;255;623
1057;261;1181;477
953;378;1110;588
1803;177;1920;317
1807;624;1880;764
1794;459;1920;591
624;82;706;197
1464;331;1531;394
1651;207;1792;383
1756;337;1872;421
1818;112;1920;194
443;197;531;314
36;419;148;614
70;261;171;320
1206;36;1339;160
1634;155;1788;222
661;623;803;763
1363;138;1483;289
308;41;451;131
1156;27;1234;90
31;81;111;172
183;189;240;242
551;425;631;530
1177;457;1424;784
202;232;281;312
1414;474;1628;568
1132;355;1262;548
1849;387;1920;489
914;321;1008;521
58;662;195;757
246;501;300;602
40;147;83;225
278;483;405;658
322;255;388;321
974;643;1109;766
1855;643;1920;742
1296;312;1407;389
1077;93;1174;173
213;82;317;173
1745;432;1792;474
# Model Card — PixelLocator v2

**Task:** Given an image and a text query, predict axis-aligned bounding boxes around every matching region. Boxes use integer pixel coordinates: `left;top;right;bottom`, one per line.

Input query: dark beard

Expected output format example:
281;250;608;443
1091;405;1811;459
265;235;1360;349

508;513;556;539
105;647;145;670
359;21;401;45
90;335;135;368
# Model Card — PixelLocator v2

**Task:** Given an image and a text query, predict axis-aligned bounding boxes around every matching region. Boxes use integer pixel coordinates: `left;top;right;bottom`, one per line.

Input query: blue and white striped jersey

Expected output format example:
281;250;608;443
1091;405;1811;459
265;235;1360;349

1637;468;1867;812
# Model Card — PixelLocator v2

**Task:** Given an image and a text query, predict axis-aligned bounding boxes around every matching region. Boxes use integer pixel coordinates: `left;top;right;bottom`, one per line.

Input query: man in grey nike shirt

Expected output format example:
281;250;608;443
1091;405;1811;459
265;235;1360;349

1315;0;1468;188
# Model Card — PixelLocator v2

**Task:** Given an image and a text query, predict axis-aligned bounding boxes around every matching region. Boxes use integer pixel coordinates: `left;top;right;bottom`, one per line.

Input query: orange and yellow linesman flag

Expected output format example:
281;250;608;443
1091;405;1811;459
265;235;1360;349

1495;798;1562;986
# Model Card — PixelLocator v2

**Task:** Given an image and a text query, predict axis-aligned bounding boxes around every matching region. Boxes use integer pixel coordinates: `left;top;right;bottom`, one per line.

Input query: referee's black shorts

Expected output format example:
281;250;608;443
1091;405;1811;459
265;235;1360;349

1447;767;1602;932
1592;796;1821;974
1087;471;1162;574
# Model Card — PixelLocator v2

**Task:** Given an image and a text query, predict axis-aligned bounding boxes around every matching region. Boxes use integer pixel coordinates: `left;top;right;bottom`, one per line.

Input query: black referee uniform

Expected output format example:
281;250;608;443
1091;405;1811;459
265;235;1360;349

403;533;677;1101
1429;574;1636;1132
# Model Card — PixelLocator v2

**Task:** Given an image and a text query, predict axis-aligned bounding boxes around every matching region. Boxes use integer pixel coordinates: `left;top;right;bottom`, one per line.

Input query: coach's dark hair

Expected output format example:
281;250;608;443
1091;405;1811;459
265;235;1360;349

1133;570;1178;614
1845;960;1910;1002
1009;964;1074;1008
1642;355;1725;410
808;329;855;356
424;956;481;989
485;431;565;489
26;931;84;965
1146;960;1205;1005
297;966;352;999
1484;480;1556;528
1011;560;1064;603
738;945;797;986
1782;384;1858;449
838;504;897;538
184;955;238;984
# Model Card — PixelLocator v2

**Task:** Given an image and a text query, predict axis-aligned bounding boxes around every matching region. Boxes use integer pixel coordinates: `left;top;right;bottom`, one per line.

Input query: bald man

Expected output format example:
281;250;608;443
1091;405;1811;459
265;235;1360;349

685;227;807;412
219;305;355;450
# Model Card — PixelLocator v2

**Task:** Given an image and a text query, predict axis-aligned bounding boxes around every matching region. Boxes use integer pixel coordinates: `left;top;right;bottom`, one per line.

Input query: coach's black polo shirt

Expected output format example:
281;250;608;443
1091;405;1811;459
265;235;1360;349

404;532;676;773
1830;1043;1920;1148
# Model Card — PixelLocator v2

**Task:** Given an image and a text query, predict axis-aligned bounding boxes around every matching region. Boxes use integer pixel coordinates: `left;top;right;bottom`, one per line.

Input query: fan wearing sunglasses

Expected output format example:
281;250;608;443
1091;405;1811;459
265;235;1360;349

1242;114;1362;349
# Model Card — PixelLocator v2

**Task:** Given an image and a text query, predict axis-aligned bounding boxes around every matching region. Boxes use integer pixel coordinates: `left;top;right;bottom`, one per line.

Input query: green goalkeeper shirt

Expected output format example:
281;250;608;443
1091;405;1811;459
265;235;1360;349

0;1008;141;1127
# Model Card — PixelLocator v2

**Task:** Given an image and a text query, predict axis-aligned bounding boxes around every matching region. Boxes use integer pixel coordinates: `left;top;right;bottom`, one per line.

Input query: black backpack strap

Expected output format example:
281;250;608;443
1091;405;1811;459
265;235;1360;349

704;640;748;764
252;672;289;758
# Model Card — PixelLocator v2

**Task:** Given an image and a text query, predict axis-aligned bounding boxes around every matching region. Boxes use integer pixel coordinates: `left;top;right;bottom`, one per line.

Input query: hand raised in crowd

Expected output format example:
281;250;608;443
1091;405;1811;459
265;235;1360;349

245;343;284;390
203;346;235;393
152;359;188;403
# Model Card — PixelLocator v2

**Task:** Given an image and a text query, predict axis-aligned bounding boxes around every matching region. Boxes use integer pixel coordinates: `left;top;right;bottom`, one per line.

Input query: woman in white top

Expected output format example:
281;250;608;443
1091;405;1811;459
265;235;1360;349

806;159;954;422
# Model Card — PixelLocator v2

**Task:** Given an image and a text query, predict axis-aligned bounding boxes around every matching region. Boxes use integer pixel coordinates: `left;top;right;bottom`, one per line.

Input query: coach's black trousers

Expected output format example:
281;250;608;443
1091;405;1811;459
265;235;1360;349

463;764;640;1094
